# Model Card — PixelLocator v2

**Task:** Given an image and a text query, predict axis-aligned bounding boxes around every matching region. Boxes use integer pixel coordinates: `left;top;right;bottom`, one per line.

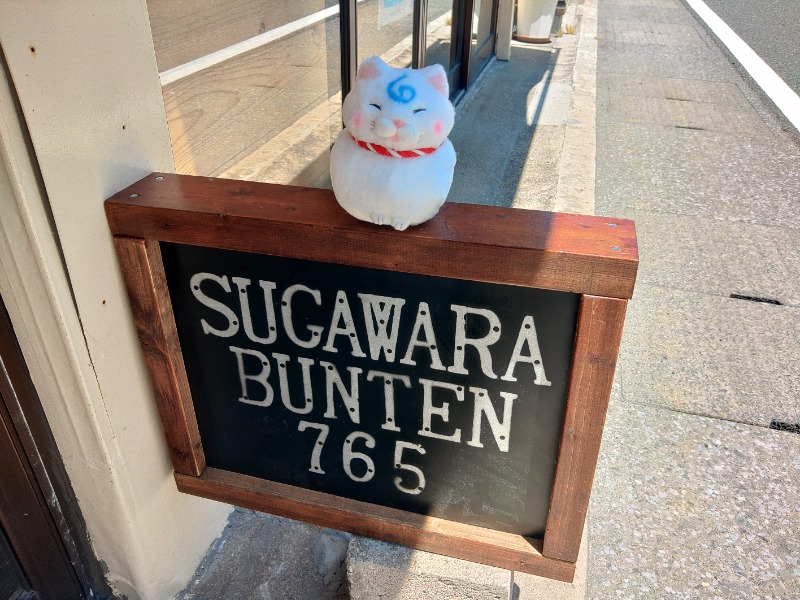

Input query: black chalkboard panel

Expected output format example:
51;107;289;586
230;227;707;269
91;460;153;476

160;242;579;538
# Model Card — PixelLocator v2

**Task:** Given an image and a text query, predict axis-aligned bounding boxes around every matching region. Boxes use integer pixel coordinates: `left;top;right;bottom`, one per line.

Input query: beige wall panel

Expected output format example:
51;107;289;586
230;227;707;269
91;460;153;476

0;1;230;598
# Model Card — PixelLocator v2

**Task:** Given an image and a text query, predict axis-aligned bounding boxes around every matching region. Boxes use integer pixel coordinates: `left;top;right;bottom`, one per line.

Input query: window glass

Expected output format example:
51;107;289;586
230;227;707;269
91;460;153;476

357;0;415;68
426;0;455;73
147;0;342;188
470;0;495;84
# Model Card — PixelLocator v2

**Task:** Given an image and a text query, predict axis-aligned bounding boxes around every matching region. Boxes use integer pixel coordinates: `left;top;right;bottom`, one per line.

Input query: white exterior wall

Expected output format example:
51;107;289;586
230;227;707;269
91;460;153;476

496;0;515;61
0;2;231;598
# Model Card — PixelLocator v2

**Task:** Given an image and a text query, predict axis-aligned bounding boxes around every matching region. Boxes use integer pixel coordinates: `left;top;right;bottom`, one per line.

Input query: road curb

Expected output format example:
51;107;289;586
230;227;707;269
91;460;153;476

553;0;597;216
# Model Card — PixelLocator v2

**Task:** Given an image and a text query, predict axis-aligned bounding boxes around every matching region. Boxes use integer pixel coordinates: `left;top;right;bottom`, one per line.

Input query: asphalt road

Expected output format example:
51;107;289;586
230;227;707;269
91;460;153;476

699;0;800;95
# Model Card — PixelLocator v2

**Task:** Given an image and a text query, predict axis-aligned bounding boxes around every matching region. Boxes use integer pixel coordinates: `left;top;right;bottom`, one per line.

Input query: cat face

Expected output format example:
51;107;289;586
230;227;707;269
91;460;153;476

342;56;455;152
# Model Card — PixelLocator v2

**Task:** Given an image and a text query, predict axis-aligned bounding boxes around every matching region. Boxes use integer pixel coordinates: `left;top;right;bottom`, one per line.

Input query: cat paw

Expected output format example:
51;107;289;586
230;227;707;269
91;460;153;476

391;218;411;231
369;213;389;226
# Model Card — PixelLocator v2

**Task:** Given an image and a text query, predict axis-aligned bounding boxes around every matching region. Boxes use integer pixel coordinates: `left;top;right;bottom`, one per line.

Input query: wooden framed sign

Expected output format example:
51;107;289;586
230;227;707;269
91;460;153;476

105;173;637;582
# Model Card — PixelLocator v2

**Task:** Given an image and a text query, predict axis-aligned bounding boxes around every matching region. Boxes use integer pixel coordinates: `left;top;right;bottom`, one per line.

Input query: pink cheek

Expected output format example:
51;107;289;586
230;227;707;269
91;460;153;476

351;112;363;129
433;121;444;135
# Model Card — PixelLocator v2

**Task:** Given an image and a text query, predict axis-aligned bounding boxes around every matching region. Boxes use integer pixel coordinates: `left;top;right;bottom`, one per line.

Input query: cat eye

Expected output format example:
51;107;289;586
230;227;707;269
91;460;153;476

413;108;426;114
369;103;381;110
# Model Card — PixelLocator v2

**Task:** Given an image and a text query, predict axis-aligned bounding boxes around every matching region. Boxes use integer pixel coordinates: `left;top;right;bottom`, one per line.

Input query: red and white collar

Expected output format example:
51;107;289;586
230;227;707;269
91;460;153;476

351;135;439;158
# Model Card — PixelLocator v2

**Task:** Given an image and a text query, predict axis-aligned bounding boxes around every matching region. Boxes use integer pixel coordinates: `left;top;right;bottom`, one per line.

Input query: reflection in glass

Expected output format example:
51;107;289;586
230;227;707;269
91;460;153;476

426;0;455;74
357;0;415;68
470;0;496;84
147;0;342;188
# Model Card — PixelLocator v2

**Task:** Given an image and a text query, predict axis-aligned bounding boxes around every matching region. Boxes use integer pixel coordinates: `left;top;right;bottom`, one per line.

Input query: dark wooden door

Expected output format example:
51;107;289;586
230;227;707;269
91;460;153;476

0;299;86;600
0;526;33;600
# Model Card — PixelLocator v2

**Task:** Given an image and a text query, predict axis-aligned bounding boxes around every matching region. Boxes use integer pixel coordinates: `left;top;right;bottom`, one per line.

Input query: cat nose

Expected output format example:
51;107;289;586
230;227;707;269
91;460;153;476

393;119;405;128
375;116;396;137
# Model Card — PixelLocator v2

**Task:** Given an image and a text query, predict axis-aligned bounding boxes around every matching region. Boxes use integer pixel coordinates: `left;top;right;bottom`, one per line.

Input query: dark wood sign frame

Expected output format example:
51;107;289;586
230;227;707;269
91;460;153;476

105;173;637;582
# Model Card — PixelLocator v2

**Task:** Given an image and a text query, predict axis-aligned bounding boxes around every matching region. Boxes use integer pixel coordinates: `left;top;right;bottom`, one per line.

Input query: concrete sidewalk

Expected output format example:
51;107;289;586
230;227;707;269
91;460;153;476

449;0;597;216
175;0;800;597
587;0;800;597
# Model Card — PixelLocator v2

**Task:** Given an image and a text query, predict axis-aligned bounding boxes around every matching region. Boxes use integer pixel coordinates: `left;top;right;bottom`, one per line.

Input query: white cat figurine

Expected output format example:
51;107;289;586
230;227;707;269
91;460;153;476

330;56;456;231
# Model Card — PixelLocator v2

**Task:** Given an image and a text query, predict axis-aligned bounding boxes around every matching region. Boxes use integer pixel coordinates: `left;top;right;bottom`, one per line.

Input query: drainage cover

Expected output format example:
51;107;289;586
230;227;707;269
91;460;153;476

729;293;782;306
769;421;800;434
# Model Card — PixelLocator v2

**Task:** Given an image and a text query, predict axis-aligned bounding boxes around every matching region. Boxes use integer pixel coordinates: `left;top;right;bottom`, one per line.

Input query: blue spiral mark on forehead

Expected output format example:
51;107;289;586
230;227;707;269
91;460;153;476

386;74;416;104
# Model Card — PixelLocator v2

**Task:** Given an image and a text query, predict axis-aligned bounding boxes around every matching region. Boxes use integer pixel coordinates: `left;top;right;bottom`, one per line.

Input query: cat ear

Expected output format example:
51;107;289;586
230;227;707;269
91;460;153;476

419;63;449;96
357;56;389;81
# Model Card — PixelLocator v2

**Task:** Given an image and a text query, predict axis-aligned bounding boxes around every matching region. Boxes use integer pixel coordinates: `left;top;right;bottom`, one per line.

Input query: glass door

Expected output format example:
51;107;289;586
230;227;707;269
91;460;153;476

328;0;502;102
469;0;498;84
429;0;498;98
